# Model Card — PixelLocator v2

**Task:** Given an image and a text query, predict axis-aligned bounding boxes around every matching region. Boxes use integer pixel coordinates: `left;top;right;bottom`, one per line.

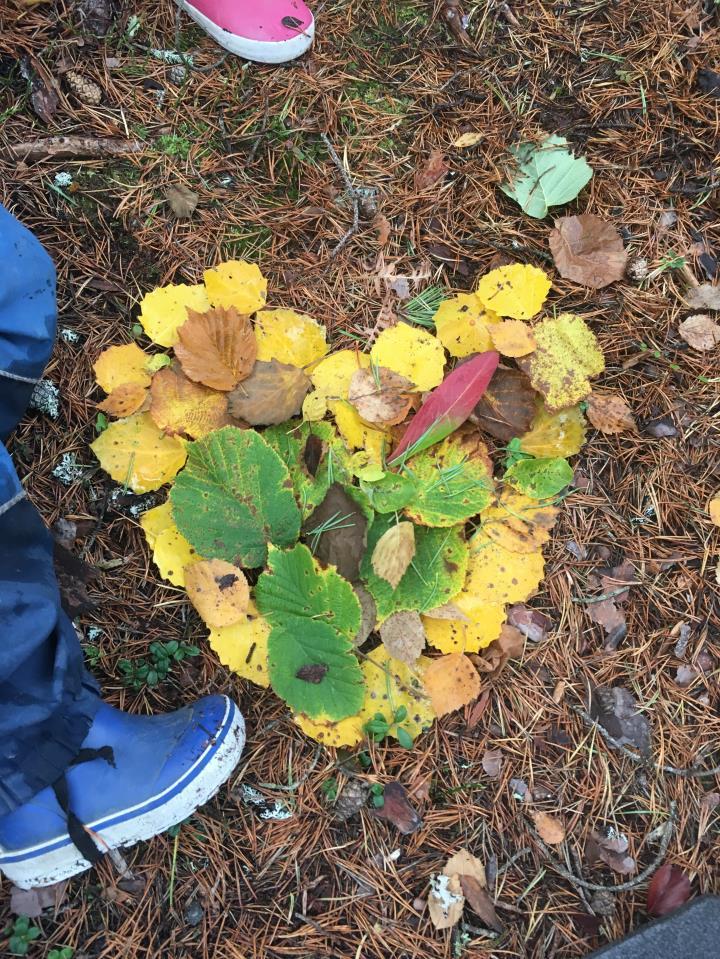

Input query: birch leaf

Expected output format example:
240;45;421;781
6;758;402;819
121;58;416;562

150;366;230;438
203;260;267;313
423;653;481;716
476;264;551;320
184;559;250;628
370;323;446;392
208;599;270;686
91;413;187;493
522;313;604;411
139;283;211;348
371;521;416;588
97;382;148;417
254;308;328;369
380;610;426;666
433;293;500;357
94;343;151;393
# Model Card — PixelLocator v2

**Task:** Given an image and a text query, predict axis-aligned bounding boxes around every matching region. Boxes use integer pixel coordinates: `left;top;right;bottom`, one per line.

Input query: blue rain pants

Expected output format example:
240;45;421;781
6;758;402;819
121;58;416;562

0;204;100;816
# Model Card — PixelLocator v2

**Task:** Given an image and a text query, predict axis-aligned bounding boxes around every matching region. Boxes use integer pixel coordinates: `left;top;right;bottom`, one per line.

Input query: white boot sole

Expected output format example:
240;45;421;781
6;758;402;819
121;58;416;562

175;0;314;64
0;702;245;889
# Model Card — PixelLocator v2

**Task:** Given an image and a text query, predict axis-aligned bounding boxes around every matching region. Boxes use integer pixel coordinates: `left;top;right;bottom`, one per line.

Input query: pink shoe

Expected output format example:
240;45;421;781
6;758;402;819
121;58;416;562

176;0;314;64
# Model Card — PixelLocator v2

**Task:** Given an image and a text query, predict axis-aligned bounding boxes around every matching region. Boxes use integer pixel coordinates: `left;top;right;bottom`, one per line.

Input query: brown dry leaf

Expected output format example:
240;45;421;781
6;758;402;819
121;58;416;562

533;811;566;845
353;585;377;646
150;366;231;439
10;880;69;918
423;653;481;716
303;484;368;581
175;306;257;391
707;494;720;526
184;559;249;628
589;685;651;756
586;597;626;647
587;393;637;434
348;366;415;426
374;214;392;246
415;148;449;191
507;605;551;643
473;368;537;443
165;183;199;218
678;314;720;351
380;611;426;666
684;283;720;311
474;624;524;678
490;320;537;357
452;131;484;148
459;875;502;931
549;214;627;289
372;781;422;834
423;601;471;623
371;521;416;589
228;359;311;426
98;382;148;417
586;830;636;875
428;873;464;930
482;748;503;778
443;849;486;886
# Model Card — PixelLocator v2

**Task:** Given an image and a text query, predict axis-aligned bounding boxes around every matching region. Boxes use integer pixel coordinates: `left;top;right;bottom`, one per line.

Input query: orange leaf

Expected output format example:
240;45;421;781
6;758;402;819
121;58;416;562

587;393;637;434
175;306;257;391
532;811;566;845
150;366;231;438
490;320;537;357
98;382;148;417
423;653;481;716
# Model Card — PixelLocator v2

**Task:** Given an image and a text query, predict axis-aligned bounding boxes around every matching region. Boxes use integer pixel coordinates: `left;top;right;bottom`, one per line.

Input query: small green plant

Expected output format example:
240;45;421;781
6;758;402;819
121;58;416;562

646;250;687;282
156;134;192;160
364;706;415;748
95;412;109;434
49;948;74;959
118;640;200;690
503;437;531;470
321;777;339;802
4;917;41;956
369;783;385;808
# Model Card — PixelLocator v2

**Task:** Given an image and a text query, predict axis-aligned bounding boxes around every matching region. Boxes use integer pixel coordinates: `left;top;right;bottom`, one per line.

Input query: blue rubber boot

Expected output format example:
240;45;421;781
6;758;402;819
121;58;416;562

0;695;244;888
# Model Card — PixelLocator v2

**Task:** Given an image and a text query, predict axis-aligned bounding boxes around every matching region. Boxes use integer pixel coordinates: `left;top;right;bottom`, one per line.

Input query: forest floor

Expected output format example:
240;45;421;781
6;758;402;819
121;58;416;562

1;0;719;957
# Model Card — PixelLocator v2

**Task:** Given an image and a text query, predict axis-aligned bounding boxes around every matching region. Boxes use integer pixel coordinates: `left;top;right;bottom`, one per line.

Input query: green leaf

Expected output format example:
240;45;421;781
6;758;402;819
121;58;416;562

263;420;350;519
500;134;593;219
170;426;301;568
395;725;414;749
268;618;364;720
256;543;361;641
504;456;574;499
361;514;468;620
361;470;418;513
402;438;493;527
504;436;530;469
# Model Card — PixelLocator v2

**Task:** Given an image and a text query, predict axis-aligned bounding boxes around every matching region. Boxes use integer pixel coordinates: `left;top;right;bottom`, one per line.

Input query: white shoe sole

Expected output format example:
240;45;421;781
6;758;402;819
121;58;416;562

0;701;245;889
176;0;315;64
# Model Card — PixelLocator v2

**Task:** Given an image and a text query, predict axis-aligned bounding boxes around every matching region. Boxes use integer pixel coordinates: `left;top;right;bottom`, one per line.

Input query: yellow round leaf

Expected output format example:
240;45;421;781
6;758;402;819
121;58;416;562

203;260;267;314
333;400;388;461
139;283;211;348
526;313;605;411
310;349;370;406
254;308;328;370
152;525;201;587
93;343;151;393
489;320;537;357
149;367;230;438
97;382;148;418
370;324;446;391
302;391;328;421
433;293;500;357
466;531;545;603
476;264;551;320
185;559;249;628
520;402;587;458
293;710;366;748
423;598;506;653
422;653;481;716
481;493;558;554
90;413;187;493
208;600;270;687
139;501;174;549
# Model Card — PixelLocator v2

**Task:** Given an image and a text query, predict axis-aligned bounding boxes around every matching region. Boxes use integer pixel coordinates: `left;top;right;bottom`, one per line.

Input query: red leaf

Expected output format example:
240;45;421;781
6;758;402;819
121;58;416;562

647;863;691;917
371;781;423;835
388;351;500;464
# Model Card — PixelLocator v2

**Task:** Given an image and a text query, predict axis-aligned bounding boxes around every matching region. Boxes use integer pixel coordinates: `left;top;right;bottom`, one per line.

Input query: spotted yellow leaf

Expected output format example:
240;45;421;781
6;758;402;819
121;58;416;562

433;293;500;357
370;323;445;391
207;599;270;687
302;391;328;421
93;343;151;393
254;308;328;369
489;320;537;357
185;559;250;628
91;413;187;493
310;349;370;406
476;264;551;320
520;401;587;458
422;653;481;716
466;531;545;603
423;597;506;654
524;313;604;411
138;283;211;348
333;400;388;462
97;382;148;418
203;260;267;314
139;501;173;549
152;524;202;587
481;491;558;553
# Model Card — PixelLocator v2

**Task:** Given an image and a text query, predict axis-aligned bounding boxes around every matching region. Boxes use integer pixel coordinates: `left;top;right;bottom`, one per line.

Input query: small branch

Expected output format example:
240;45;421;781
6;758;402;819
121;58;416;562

6;137;144;163
320;133;360;257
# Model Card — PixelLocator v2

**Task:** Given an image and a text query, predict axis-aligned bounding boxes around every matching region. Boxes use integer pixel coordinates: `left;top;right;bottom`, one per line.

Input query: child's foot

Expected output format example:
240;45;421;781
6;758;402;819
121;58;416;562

176;0;314;64
0;696;244;888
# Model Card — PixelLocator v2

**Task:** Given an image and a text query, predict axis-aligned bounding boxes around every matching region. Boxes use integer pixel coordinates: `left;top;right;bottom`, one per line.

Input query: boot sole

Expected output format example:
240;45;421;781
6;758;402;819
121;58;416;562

0;699;245;889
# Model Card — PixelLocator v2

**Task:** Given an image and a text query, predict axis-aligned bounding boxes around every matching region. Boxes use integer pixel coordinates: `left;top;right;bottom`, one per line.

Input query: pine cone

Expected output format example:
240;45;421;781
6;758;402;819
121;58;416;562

65;70;102;106
332;779;369;821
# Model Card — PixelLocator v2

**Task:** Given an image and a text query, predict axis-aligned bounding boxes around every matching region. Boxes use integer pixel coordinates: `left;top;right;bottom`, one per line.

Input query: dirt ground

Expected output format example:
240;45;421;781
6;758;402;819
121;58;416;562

1;0;719;956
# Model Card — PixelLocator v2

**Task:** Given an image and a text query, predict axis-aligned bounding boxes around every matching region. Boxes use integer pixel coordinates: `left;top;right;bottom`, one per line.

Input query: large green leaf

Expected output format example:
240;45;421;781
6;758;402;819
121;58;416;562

504;456;573;499
402;437;493;527
263;420;350;519
267;619;365;720
170;426;301;568
255;543;361;641
500;134;593;219
361;514;468;620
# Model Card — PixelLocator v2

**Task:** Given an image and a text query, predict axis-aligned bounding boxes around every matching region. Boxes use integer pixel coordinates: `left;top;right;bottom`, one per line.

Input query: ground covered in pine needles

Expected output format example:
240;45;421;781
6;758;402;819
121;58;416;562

1;1;719;956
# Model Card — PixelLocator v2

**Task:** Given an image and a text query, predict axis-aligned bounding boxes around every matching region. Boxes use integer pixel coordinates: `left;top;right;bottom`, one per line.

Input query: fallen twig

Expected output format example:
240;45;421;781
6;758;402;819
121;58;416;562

6;136;144;163
320;133;360;257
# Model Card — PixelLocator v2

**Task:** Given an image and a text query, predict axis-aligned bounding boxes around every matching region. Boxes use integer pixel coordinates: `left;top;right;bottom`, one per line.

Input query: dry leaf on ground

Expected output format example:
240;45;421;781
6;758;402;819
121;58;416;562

444;849;486;886
684;283;720;310
473;367;538;443
348;366;414;426
175;306;257;390
372;781;422;834
507;605;551;643
98;382;148;418
424;601;471;623
678;314;720;351
459;876;502;930
380;611;426;666
482;748;503;778
587;393;637;434
415;148;449;190
10;880;68;918
423;653;481;716
303;484;368;582
428;873;464;929
586;830;636;875
589;685;651;756
707;494;720;526
353;585;377;646
165;183;199;218
452;131;484;148
184;559;249;628
228;359;311;425
474;624;524;678
647;864;692;917
533;811;566;844
371;521;416;588
150;366;231;438
549;214;627;288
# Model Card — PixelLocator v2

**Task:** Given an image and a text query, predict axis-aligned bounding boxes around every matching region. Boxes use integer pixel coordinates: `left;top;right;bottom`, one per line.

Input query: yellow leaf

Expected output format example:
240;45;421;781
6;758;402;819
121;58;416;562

476;264;551;320
149;366;230;438
525;313;604;411
254;308;328;369
532;811;566;845
452;131;484;148
185;559;250;628
97;382;148;417
310;349;370;405
708;494;720;527
138;283;211;348
433;293;500;357
93;343;151;393
333;400;388;461
489;320;537;357
152;524;201;587
519;402;587;458
423;598;506;654
203;260;267;313
422;653;481;716
207;600;270;687
481;492;558;553
302;391;328;421
175;306;257;391
91;413;187;493
465;531;545;603
371;521;416;588
370;324;446;391
139;501;173;549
